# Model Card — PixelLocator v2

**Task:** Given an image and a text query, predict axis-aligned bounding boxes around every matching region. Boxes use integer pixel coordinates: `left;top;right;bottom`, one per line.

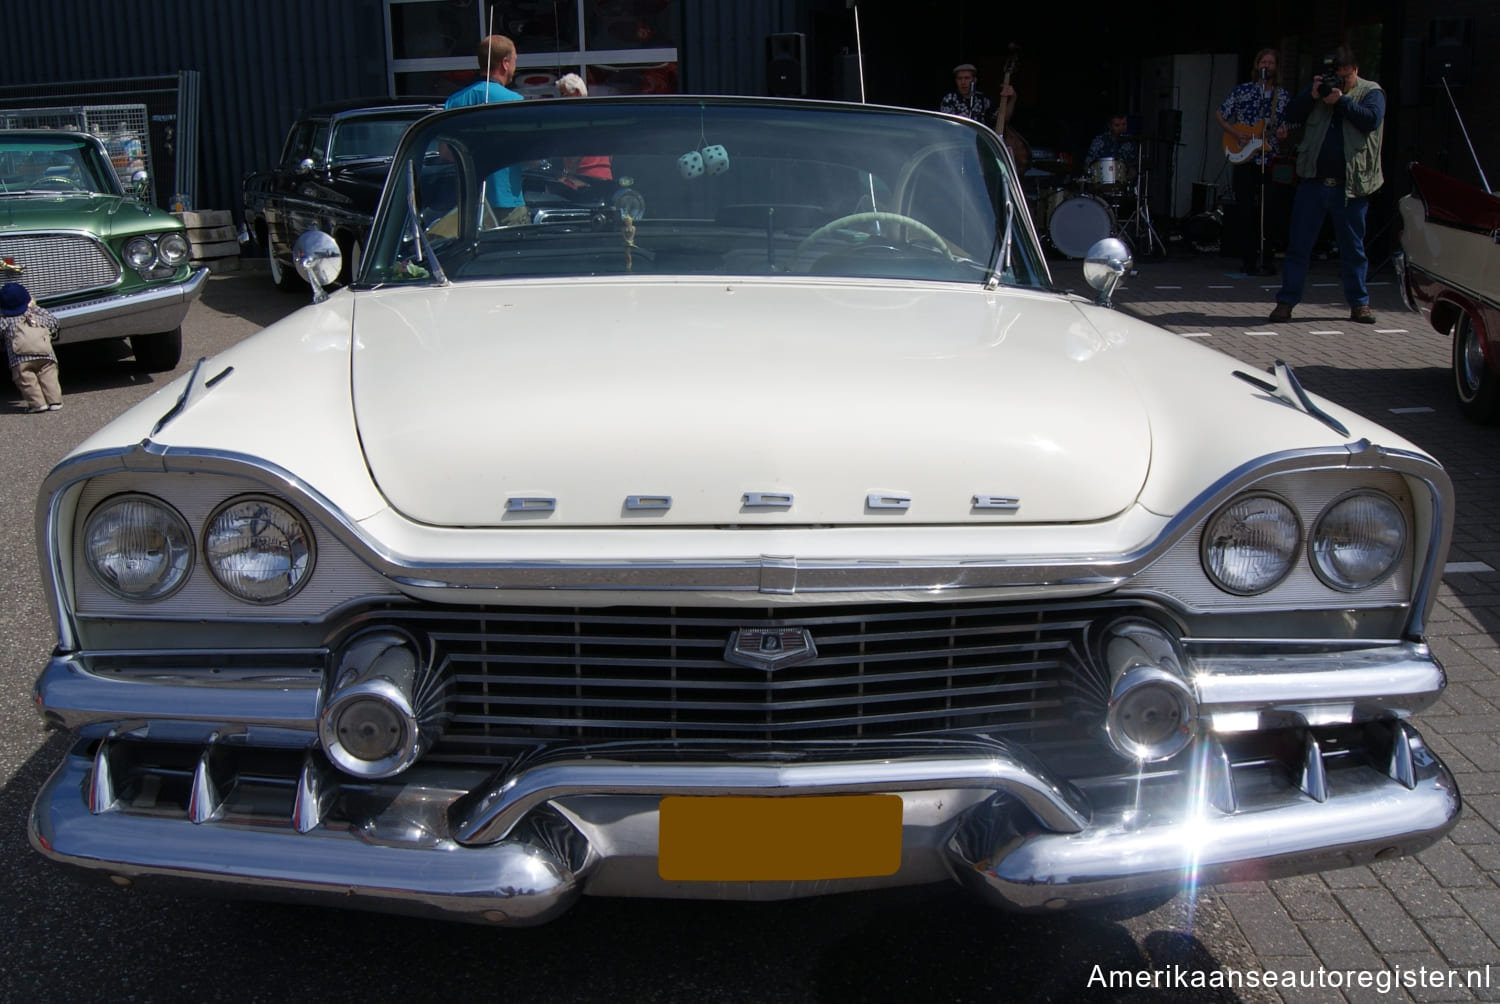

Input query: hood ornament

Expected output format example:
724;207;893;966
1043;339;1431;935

724;627;817;671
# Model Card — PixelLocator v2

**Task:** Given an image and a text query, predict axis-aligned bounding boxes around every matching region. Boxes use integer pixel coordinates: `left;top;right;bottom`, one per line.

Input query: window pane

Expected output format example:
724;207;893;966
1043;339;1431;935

391;0;481;60
494;0;581;53
587;61;677;96
586;0;678;50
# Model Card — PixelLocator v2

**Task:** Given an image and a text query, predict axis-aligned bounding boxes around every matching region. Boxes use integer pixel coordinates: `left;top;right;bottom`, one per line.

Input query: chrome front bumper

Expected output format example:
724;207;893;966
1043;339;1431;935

31;725;1459;925
51;267;209;345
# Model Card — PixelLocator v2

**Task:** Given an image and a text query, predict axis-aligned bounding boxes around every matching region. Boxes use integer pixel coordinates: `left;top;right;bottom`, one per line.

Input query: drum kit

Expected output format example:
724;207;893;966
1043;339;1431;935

1027;138;1166;260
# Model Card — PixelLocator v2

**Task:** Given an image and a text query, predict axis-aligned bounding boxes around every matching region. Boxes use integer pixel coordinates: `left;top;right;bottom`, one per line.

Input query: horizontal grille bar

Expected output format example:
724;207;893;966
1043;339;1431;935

0;232;119;299
374;600;1126;762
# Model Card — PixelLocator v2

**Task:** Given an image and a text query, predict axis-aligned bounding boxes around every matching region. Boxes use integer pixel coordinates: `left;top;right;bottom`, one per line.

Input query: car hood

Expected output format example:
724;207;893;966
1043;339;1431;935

0;191;174;237
350;279;1152;526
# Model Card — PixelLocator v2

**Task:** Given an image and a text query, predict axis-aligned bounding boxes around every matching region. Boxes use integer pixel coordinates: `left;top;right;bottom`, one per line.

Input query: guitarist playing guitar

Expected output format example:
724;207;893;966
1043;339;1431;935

1214;48;1291;275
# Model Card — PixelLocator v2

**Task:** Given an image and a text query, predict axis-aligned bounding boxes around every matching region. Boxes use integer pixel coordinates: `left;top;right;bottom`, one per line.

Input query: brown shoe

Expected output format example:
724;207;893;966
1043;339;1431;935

1350;305;1375;324
1268;303;1293;322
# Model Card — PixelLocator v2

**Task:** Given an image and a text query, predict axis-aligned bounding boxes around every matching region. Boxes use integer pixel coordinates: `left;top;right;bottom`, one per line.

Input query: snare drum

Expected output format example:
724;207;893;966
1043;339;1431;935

1047;194;1116;259
1087;157;1119;189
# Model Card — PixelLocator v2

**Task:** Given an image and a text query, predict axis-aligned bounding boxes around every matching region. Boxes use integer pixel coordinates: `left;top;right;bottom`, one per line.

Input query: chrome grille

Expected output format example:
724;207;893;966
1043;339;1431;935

0;232;119;299
386;601;1122;763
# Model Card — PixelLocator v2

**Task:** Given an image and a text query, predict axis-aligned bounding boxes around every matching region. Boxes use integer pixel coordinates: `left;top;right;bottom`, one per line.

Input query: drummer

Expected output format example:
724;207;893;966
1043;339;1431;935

1084;113;1137;183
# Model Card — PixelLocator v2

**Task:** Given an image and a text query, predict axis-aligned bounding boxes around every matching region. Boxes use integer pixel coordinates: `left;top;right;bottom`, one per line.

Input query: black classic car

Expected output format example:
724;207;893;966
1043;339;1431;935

244;97;441;290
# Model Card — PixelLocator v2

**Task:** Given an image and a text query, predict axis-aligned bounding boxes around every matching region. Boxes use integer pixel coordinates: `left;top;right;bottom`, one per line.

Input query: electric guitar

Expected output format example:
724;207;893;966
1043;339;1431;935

1223;120;1269;164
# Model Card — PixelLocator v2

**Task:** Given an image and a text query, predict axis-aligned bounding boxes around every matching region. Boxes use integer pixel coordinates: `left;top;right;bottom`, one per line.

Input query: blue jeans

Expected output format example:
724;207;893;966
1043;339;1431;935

1275;180;1369;307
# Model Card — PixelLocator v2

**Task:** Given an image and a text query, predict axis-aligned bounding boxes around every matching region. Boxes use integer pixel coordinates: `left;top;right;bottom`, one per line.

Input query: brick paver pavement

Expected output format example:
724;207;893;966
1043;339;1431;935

1094;245;1500;1002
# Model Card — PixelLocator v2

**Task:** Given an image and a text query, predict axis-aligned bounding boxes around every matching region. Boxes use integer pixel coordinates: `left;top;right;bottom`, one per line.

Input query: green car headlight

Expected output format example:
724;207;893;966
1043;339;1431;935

157;232;190;266
124;236;158;269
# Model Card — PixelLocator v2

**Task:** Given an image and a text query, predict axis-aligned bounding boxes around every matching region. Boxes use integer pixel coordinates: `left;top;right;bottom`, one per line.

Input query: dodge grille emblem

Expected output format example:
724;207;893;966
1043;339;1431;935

724;627;817;671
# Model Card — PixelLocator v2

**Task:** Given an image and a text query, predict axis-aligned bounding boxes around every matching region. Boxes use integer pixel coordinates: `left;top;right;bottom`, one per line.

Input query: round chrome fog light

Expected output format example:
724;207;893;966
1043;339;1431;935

319;630;451;778
1100;620;1197;762
1106;667;1197;762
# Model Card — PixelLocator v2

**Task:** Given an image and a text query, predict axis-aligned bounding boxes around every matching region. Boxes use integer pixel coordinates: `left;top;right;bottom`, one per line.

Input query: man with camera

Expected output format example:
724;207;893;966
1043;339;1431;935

1268;44;1386;324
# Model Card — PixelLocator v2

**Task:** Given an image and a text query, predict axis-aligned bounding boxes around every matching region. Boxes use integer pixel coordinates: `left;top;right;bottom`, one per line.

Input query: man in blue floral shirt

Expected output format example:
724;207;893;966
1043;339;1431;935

1215;48;1291;275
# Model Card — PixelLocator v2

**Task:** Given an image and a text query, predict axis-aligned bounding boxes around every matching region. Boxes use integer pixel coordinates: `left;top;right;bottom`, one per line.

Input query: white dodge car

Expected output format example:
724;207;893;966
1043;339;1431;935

30;96;1459;925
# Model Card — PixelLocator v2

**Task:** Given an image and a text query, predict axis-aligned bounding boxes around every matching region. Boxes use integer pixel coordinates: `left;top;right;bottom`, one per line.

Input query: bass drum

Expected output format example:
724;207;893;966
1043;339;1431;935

1048;194;1115;259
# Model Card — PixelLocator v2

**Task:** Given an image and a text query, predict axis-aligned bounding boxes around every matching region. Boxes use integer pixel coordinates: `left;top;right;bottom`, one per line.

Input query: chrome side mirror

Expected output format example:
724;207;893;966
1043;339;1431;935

293;230;343;303
297;157;317;175
129;169;149;200
1083;237;1132;307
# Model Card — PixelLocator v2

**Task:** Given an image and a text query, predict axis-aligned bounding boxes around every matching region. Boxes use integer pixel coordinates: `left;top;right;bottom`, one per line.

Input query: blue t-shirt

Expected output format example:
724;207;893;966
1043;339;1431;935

444;80;525;208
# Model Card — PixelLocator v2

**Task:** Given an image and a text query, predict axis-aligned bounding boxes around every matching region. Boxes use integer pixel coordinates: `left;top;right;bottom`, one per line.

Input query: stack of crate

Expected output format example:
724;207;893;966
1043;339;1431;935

172;210;241;274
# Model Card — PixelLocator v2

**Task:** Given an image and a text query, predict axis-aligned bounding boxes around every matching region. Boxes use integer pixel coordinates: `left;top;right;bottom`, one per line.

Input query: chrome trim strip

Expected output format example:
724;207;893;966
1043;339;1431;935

449;739;1092;845
1404;259;1500;315
36;441;1454;638
51;266;208;345
1191;642;1446;720
33;655;323;738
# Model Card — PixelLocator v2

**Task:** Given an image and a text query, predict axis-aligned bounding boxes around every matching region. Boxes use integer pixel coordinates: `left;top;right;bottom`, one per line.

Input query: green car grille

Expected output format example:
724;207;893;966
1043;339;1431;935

0;233;119;299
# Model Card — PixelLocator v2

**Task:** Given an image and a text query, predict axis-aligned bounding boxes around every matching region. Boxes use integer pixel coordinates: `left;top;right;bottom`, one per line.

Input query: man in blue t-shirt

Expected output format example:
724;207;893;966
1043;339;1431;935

445;34;527;225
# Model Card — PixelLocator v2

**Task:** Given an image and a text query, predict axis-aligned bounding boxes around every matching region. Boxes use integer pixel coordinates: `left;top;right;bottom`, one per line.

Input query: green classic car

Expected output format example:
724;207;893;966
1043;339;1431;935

0;130;207;371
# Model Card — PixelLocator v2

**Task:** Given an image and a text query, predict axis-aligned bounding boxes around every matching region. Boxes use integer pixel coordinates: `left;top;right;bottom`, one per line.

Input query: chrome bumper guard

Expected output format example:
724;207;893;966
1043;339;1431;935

52;267;209;345
31;725;1459;924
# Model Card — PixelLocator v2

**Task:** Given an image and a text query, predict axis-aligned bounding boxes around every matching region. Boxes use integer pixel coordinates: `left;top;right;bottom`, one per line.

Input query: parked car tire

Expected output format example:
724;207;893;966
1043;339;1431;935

1452;311;1500;424
268;242;305;293
130;327;183;372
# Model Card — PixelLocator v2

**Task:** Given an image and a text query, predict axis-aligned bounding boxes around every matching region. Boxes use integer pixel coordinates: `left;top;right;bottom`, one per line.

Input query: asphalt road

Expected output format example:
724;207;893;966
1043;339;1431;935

0;254;1490;1003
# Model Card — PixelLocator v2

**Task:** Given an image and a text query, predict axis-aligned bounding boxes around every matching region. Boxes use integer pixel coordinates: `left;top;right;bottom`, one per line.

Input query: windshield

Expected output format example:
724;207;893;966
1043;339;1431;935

0;135;121;196
363;97;1047;288
330;112;431;163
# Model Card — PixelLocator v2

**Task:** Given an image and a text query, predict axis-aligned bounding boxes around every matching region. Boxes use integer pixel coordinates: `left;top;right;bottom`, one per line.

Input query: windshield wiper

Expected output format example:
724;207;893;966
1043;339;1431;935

985;181;1013;290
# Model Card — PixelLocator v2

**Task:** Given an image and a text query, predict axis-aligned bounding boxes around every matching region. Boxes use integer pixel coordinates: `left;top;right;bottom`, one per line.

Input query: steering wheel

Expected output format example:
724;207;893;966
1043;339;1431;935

32;177;85;192
794;211;954;268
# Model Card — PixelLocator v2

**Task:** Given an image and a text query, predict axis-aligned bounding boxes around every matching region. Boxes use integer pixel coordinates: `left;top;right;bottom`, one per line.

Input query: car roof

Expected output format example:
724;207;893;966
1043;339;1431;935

0;129;96;142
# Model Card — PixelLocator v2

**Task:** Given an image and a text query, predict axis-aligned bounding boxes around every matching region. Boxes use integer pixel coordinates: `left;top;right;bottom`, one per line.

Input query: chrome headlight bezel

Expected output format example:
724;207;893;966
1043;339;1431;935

157;232;191;267
123;235;158;269
1201;491;1302;596
82;493;195;602
202;495;317;604
1309;489;1408;592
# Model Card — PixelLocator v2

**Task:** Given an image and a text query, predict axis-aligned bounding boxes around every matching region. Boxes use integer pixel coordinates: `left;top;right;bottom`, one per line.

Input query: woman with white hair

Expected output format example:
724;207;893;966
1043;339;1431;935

555;73;612;184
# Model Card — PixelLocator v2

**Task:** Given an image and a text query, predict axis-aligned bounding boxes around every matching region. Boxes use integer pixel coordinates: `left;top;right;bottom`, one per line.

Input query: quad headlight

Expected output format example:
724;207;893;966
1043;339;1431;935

124;236;158;269
157;232;190;266
203;496;315;603
1310;491;1406;591
1201;493;1300;595
83;494;194;600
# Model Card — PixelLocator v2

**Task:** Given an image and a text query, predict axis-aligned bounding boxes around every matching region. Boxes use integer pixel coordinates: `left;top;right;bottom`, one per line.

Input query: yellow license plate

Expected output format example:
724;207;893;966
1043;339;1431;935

658;794;903;882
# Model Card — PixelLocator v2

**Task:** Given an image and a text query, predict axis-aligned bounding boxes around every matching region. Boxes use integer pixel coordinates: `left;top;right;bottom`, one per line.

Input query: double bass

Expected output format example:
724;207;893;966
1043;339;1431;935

995;43;1032;174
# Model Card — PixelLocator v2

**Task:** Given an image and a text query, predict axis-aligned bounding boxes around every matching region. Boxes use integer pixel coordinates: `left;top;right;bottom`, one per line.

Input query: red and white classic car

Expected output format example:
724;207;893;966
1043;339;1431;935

1398;163;1500;423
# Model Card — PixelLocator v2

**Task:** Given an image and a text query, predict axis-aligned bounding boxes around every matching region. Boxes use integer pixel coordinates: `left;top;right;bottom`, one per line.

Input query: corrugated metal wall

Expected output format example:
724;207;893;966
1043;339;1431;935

680;0;803;95
0;1;815;221
0;0;387;221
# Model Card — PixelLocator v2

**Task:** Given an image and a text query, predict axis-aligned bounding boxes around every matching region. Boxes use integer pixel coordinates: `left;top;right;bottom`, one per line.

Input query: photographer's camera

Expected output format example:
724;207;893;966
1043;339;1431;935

1316;57;1341;98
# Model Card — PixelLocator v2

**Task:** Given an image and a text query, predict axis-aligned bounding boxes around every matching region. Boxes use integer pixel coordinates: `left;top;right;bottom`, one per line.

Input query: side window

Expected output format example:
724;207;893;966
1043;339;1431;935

281;123;313;169
308;123;331;168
